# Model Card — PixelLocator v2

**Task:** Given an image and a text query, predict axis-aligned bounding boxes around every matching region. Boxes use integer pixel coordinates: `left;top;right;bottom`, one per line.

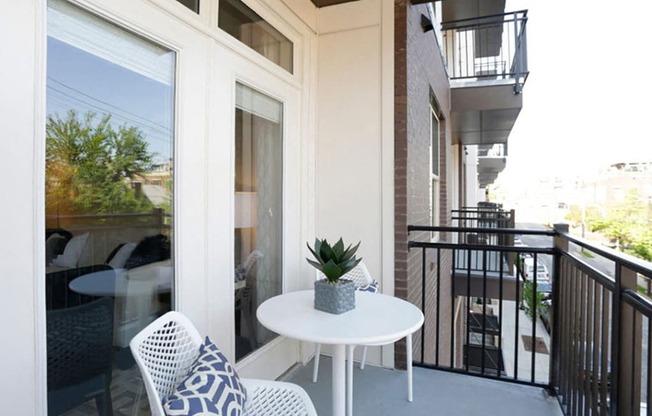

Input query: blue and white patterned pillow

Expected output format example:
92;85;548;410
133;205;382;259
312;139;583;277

163;337;247;416
357;280;380;293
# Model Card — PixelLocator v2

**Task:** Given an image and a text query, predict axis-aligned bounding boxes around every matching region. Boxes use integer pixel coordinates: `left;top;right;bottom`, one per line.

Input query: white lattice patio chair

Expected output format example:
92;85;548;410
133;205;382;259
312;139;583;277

313;261;414;406
129;311;317;416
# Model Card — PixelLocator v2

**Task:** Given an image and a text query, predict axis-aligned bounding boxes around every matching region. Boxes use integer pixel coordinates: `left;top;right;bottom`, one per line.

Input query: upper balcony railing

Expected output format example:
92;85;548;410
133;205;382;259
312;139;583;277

478;143;508;158
442;11;529;94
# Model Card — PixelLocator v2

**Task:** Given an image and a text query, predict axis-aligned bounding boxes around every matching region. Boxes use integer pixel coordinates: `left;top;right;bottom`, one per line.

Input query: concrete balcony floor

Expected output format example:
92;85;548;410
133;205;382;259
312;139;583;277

288;356;564;416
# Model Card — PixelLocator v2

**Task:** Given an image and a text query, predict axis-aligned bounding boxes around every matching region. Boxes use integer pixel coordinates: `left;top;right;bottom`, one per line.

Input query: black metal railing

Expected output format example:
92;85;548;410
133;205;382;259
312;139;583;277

451;206;514;272
407;221;652;416
442;10;529;93
478;143;508;158
554;229;652;415
409;225;553;388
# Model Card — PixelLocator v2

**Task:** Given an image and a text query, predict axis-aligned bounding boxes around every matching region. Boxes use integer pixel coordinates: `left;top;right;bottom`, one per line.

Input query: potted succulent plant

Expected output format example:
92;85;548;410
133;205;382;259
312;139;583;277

306;238;362;314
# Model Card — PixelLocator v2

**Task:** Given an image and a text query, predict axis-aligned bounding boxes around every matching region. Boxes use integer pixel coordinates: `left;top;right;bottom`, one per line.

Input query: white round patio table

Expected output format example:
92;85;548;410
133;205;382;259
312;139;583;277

257;290;424;416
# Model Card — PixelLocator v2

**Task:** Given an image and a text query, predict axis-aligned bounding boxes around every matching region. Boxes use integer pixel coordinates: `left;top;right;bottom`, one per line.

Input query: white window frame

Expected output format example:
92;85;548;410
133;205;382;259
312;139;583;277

430;107;441;240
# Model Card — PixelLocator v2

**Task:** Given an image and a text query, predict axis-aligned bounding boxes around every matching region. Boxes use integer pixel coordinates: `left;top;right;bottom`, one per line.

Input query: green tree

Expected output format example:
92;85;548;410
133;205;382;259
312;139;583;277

588;189;646;250
46;110;155;216
631;228;652;262
565;204;583;225
565;204;603;229
522;280;545;320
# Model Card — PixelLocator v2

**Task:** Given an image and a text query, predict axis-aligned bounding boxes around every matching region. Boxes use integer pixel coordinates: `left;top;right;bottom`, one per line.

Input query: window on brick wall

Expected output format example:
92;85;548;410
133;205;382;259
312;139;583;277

430;108;440;240
176;0;199;13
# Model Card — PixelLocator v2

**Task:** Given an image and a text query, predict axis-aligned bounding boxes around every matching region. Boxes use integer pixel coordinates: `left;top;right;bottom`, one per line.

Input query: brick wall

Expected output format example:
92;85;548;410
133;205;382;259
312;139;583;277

395;1;454;369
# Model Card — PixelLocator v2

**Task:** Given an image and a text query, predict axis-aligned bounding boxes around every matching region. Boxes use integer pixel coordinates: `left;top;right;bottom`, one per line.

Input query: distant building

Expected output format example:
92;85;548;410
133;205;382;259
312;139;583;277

583;162;652;208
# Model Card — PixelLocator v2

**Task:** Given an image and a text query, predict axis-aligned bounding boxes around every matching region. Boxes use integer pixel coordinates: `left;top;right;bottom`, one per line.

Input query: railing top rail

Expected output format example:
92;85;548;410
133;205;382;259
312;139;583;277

558;230;652;277
408;240;554;255
450;218;511;222
408;225;553;236
441;9;528;27
559;250;616;291
622;288;652;318
452;208;510;213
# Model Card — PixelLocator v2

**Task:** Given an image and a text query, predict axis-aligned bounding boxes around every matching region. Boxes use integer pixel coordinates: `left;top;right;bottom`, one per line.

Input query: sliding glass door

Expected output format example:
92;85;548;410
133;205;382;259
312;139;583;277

46;1;174;413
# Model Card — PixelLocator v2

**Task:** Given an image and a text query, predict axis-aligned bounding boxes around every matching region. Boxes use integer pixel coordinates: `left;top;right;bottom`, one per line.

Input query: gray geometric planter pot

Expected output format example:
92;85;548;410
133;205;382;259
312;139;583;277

314;279;355;314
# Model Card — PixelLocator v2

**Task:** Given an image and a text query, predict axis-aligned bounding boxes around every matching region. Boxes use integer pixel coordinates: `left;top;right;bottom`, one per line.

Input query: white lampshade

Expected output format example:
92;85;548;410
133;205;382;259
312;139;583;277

235;192;257;228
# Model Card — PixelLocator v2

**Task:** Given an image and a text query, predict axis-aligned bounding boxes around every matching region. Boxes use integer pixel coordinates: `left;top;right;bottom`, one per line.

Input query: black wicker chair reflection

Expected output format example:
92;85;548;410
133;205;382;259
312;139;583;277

47;297;114;416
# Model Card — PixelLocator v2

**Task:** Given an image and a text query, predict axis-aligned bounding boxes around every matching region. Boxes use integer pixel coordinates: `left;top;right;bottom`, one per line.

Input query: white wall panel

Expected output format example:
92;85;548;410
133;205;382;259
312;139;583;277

315;0;395;368
318;0;381;34
317;24;382;274
0;0;45;413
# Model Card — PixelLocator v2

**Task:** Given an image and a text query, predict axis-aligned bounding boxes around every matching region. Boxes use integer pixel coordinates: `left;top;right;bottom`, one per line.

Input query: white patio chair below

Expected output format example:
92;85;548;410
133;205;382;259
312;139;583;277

129;311;317;416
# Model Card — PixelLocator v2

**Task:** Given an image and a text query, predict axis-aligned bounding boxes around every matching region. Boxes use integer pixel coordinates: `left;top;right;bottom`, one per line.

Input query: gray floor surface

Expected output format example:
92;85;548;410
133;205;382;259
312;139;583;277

287;356;564;416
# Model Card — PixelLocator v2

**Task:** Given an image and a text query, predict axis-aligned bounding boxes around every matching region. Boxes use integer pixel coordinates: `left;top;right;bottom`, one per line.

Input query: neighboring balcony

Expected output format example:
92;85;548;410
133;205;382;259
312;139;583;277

442;11;529;146
478;143;508;188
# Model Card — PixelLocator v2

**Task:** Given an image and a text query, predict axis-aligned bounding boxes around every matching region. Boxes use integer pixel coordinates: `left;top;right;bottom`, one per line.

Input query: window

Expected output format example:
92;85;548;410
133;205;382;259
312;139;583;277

427;1;443;51
234;83;283;360
46;1;175;413
219;0;293;73
430;108;441;238
176;0;200;13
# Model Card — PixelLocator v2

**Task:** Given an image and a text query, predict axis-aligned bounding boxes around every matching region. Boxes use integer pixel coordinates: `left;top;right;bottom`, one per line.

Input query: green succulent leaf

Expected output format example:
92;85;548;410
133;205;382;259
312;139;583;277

319;240;336;261
306;237;363;282
322;260;343;282
306;258;323;270
341;241;361;261
306;242;324;266
332;238;345;256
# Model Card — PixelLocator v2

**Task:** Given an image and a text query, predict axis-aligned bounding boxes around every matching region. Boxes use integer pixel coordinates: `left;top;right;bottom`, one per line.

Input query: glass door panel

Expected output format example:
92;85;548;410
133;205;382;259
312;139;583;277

234;83;283;360
46;1;174;413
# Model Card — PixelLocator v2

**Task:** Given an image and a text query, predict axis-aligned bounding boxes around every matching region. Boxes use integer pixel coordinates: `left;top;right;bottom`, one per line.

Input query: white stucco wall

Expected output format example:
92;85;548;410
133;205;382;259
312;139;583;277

0;1;45;414
315;0;394;367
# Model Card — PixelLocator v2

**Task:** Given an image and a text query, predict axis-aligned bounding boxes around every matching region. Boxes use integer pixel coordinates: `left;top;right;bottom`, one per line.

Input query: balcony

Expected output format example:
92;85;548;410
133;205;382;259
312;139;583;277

478;143;508;188
442;11;529;146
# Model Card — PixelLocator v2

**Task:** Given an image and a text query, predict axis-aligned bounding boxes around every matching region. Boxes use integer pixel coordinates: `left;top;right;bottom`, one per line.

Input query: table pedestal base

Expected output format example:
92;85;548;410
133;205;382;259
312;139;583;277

332;344;346;416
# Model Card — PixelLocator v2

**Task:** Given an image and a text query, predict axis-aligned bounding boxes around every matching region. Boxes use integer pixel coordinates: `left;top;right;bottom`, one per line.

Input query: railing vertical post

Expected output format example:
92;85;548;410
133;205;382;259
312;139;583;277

507;209;516;276
551;223;568;395
512;12;522;94
616;264;642;416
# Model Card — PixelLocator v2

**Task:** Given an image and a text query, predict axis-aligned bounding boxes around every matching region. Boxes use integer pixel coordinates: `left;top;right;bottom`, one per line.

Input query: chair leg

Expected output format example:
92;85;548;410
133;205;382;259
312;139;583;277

360;346;368;369
347;345;355;416
95;386;113;416
407;334;413;402
242;295;256;351
312;343;321;383
131;378;145;416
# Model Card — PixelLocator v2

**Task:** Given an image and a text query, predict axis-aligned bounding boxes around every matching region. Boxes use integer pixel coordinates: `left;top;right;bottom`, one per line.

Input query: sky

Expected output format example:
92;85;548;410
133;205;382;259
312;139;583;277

497;0;652;186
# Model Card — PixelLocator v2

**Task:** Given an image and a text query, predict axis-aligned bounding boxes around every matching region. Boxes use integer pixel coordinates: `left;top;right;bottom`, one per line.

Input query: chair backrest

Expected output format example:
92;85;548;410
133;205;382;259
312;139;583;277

47;297;114;390
129;311;203;416
316;261;374;288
